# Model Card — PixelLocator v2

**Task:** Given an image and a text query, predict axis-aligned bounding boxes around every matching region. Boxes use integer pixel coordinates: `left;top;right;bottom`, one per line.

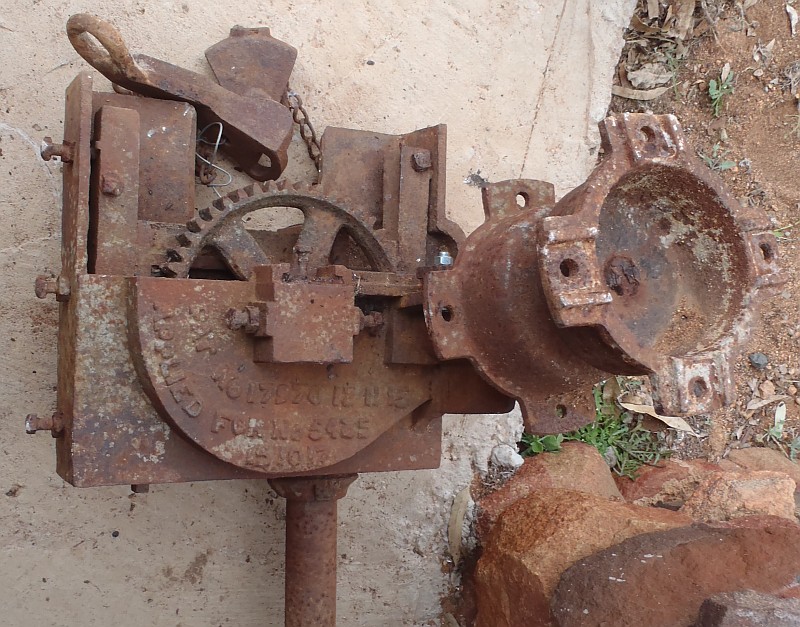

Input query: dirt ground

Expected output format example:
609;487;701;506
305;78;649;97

609;0;800;461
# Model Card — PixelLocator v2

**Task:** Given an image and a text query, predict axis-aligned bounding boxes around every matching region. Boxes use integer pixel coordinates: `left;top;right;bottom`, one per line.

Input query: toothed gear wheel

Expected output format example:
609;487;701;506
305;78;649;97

159;180;394;280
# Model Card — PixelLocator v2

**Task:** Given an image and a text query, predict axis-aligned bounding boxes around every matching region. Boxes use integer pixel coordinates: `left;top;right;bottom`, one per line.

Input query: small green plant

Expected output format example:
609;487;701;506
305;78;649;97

664;50;684;101
518;379;670;479
756;401;800;462
698;143;736;172
773;220;800;241
708;69;735;117
519;433;563;456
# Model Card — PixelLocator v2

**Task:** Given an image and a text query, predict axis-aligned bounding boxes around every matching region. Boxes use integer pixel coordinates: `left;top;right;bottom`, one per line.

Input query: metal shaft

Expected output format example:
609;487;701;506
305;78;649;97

270;475;357;627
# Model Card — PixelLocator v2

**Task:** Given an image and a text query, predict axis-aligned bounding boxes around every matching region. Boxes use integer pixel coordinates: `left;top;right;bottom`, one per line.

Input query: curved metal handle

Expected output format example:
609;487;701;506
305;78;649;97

66;14;148;85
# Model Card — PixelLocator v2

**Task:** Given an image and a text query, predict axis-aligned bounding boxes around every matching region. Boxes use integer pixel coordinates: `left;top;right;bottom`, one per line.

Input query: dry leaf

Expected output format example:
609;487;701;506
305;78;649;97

631;15;661;35
788;3;799;37
618;399;698;434
668;0;697;40
628;62;674;89
648;0;661;20
775;401;787;429
448;487;471;566
745;394;789;411
721;62;732;83
612;85;670;101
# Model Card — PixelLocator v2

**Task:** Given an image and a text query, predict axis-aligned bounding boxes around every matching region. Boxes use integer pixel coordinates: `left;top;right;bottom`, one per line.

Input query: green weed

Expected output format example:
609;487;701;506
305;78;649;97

698;143;736;172
708;69;734;117
519;379;670;479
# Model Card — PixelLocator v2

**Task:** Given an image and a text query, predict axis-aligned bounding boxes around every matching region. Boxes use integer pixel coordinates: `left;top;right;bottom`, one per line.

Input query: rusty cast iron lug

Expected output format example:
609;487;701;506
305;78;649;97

66;14;293;181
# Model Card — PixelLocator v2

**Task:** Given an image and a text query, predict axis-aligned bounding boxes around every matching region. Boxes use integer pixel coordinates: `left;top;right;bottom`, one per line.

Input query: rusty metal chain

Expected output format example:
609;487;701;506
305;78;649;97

282;88;322;173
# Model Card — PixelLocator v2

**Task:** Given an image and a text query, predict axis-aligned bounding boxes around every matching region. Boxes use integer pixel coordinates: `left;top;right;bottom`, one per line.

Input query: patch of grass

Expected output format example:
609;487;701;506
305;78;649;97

698;143;736;172
708;68;735;117
519;379;671;479
664;50;684;101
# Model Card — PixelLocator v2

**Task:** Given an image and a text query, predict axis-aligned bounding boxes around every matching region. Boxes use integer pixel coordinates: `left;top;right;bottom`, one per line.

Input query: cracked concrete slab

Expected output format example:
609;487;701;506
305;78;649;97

0;1;633;625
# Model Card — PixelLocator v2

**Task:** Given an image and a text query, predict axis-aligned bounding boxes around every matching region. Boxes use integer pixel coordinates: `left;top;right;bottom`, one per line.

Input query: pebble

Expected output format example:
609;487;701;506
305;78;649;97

759;380;776;398
748;352;769;370
490;444;525;470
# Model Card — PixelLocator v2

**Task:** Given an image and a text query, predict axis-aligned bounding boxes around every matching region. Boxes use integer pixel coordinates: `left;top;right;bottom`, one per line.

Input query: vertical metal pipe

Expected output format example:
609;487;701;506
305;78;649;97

270;474;357;627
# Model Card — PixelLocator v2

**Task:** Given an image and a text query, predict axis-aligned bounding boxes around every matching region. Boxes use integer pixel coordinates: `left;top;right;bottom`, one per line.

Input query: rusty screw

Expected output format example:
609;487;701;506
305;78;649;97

226;305;261;334
41;137;73;163
35;275;70;302
411;149;432;172
25;413;63;435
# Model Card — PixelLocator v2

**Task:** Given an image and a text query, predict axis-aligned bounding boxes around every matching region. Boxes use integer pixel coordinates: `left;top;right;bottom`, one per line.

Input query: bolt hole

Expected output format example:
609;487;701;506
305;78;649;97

555;404;567;418
559;258;579;277
690;378;708;399
759;242;774;262
516;192;529;208
639;125;657;146
440;306;453;322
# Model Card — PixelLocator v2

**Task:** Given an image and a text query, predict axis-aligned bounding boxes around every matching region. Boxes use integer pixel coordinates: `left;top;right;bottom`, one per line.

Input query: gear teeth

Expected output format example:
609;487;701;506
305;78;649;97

186;219;202;233
162;181;354;280
229;188;248;202
165;248;183;262
212;196;234;212
175;233;193;247
159;264;178;278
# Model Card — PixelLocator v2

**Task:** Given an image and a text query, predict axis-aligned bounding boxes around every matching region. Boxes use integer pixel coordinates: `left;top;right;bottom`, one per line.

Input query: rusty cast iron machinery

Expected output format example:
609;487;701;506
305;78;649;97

29;14;783;627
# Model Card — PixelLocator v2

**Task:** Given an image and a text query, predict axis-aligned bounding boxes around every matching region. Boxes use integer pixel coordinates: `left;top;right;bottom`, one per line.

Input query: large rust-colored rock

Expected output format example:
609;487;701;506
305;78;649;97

476;443;622;538
727;448;800;490
615;458;723;505
681;470;796;522
551;518;800;626
474;489;690;627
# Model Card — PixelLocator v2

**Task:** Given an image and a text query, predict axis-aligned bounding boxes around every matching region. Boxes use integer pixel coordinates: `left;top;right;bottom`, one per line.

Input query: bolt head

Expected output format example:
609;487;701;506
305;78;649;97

411;150;432;172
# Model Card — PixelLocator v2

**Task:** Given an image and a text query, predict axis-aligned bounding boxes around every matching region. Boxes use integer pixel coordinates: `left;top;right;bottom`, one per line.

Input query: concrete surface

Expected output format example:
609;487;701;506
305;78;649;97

0;1;633;625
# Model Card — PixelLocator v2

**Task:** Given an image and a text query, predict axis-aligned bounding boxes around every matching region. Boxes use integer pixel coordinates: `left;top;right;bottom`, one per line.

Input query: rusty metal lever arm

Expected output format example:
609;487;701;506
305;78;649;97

66;13;293;180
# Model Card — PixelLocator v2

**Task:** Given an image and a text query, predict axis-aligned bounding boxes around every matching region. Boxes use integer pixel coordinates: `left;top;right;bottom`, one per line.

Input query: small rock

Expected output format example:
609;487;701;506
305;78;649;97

489;444;524;471
788;385;798;396
552;519;800;627
477;443;622;538
697;590;800;626
680;470;796;522
475;489;689;627
760;379;777;398
727;448;800;491
749;352;769;370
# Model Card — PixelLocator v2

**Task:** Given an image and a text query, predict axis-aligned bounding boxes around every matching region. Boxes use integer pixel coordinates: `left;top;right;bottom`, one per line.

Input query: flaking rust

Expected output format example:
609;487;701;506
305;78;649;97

29;14;783;627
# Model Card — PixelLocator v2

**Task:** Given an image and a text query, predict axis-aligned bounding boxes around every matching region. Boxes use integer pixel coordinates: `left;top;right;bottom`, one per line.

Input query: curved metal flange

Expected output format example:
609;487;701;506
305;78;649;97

537;113;785;415
425;179;604;434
